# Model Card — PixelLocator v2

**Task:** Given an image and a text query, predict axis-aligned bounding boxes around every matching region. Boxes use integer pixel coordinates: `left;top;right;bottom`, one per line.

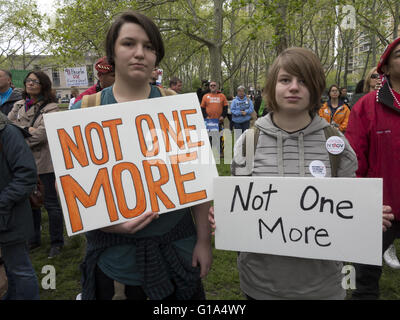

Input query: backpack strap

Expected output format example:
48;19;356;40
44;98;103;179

242;127;260;157
323;126;341;177
240;125;342;178
29;102;47;127
158;87;177;97
81;91;102;108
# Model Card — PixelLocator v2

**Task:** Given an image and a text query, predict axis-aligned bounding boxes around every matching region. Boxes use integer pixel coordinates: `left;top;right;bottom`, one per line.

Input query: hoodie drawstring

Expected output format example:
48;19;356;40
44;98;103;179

298;132;305;177
276;131;305;177
277;131;284;176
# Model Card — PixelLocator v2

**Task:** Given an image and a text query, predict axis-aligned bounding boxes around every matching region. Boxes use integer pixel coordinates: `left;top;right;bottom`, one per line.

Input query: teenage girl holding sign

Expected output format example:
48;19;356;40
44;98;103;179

74;11;212;300
208;47;394;299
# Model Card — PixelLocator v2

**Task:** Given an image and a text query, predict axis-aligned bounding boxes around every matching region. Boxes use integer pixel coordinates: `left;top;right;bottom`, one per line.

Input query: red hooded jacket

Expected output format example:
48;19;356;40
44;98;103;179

345;81;400;219
74;82;101;104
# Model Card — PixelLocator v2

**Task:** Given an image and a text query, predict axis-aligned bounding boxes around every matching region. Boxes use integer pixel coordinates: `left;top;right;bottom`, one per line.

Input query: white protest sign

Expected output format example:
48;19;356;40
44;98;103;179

214;176;383;266
44;93;218;236
64;67;88;87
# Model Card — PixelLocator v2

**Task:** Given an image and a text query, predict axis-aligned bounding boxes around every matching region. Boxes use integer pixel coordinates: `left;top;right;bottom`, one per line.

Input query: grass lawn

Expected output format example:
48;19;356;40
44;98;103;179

28;162;400;300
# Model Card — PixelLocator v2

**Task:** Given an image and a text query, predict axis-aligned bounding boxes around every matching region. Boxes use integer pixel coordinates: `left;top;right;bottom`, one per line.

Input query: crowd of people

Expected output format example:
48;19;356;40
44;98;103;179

0;9;399;300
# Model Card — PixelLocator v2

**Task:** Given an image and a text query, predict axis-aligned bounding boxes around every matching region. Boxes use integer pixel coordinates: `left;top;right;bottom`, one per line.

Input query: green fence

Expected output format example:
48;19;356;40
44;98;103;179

10;69;30;89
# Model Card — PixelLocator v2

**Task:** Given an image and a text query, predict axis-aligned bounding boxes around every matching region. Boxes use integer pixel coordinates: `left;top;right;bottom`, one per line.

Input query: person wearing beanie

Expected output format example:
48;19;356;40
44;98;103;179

73;56;115;104
346;37;400;299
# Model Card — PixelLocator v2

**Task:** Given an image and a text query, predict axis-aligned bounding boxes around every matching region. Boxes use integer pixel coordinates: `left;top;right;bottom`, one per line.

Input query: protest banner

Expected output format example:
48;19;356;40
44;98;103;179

214;176;383;266
64;67;88;87
44;93;218;236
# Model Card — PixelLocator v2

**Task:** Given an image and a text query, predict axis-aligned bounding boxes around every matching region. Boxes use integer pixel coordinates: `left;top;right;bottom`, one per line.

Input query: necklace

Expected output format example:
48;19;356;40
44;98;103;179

388;83;400;108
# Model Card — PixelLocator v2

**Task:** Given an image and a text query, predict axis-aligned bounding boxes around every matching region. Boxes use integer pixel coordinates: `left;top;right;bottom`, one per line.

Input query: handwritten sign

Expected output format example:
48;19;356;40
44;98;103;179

214;177;383;266
44;93;218;236
64;67;88;87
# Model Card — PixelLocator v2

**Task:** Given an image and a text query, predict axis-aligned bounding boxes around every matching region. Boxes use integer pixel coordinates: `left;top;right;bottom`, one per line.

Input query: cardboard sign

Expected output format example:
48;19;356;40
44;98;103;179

44;93;218;236
64;67;88;87
214;176;383;266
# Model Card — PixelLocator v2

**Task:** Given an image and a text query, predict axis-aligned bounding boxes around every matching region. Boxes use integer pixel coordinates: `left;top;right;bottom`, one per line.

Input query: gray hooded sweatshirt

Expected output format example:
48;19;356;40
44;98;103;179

232;113;358;300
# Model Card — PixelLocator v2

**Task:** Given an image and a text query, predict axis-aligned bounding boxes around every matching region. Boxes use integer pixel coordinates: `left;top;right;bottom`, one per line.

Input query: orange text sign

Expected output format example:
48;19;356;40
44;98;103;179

44;93;218;236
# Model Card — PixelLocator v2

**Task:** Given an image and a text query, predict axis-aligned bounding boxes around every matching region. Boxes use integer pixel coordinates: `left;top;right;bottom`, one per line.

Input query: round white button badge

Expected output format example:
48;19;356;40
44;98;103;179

325;136;345;155
309;160;327;178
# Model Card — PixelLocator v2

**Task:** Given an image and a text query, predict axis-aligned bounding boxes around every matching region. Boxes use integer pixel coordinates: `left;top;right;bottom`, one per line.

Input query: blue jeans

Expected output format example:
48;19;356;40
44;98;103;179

31;172;64;246
1;242;39;300
233;121;250;134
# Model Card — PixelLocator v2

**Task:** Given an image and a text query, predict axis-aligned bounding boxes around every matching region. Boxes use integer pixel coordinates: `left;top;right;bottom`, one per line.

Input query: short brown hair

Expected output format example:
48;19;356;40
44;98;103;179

105;10;165;68
169;77;182;87
263;47;326;114
70;87;79;97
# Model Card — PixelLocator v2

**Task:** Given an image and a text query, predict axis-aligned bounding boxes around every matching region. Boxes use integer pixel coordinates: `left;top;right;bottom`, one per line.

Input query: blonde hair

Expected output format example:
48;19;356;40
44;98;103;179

263;47;325;115
363;67;378;93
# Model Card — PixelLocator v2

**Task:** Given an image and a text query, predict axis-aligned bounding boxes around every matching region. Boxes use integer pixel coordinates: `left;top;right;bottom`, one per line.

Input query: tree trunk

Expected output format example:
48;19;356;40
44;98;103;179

343;30;354;88
343;44;349;88
209;44;222;85
362;49;371;80
394;2;399;40
275;2;289;54
209;0;224;85
371;0;377;66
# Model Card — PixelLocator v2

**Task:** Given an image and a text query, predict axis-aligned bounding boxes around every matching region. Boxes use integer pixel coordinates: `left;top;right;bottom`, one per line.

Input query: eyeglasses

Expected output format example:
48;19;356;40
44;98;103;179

370;74;380;79
210;84;217;87
25;78;41;86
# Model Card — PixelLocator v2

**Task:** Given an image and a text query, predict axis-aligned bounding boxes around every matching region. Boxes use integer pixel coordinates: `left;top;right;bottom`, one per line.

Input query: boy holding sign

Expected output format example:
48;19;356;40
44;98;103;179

209;47;393;299
72;11;212;300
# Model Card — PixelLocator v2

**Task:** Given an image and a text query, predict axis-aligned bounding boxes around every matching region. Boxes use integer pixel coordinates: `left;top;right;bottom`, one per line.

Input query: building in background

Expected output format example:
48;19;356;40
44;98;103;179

7;55;97;102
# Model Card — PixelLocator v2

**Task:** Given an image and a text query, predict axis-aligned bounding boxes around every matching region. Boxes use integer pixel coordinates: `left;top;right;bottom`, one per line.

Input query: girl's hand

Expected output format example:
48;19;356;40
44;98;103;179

101;211;159;234
192;240;212;278
208;206;216;236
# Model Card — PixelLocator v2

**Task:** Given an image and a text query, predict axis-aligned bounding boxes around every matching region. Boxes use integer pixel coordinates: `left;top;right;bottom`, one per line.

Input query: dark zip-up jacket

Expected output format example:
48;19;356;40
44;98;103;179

0;112;36;245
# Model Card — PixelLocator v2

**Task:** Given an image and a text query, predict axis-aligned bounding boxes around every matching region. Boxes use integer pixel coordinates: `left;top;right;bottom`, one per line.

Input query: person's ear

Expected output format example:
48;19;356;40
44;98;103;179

382;64;389;76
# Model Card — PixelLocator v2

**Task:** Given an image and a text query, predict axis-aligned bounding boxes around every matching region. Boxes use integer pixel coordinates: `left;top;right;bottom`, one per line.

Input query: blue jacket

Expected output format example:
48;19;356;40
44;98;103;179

0;112;36;245
230;95;254;123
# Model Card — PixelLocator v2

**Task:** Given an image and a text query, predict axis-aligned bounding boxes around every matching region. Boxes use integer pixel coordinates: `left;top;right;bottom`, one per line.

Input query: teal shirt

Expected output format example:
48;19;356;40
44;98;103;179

73;85;197;285
71;85;161;109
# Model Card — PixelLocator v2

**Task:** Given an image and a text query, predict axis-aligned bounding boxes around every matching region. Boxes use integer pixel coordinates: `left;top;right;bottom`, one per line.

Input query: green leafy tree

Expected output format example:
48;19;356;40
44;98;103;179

0;0;48;69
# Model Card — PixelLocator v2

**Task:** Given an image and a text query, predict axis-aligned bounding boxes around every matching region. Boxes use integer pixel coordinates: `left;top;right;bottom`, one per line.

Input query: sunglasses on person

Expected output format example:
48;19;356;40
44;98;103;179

210;84;217;87
370;74;380;79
